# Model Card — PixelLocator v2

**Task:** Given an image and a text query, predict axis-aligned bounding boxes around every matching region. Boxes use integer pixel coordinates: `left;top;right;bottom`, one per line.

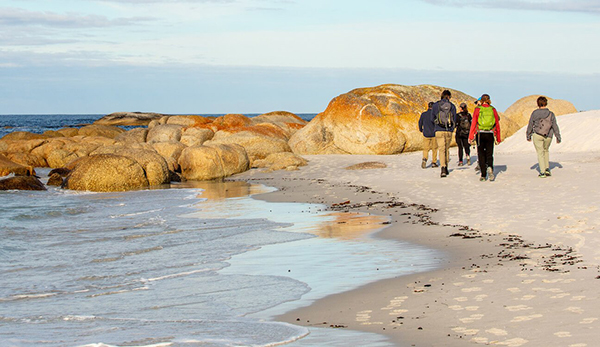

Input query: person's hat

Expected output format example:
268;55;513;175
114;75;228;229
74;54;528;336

460;102;467;108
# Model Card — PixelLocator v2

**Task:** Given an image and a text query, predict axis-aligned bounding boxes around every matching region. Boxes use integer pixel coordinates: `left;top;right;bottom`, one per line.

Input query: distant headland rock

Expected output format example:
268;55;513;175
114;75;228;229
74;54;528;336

94;112;167;126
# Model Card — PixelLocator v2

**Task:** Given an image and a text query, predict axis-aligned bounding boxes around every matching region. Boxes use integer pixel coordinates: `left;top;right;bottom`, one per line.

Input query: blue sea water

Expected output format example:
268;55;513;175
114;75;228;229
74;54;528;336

0;114;441;347
0;113;317;139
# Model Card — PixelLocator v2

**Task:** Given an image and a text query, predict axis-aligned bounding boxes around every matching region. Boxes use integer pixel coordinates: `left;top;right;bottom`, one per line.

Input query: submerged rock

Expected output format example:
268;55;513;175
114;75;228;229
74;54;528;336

0;176;46;191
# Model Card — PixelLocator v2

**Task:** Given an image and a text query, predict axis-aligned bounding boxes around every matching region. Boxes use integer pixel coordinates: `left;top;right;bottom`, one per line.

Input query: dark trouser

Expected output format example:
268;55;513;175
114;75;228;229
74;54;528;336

456;136;470;162
476;132;495;177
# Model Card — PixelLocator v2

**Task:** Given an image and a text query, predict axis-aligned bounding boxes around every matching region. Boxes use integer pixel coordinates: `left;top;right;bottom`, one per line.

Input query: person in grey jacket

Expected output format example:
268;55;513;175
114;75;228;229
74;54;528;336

526;96;562;178
430;90;457;177
418;102;438;168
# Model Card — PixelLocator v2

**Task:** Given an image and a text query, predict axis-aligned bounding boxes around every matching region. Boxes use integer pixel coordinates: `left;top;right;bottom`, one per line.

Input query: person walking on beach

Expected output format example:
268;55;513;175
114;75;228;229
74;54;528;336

526;96;561;178
418;102;438;169
455;102;472;166
431;90;457;177
468;94;501;181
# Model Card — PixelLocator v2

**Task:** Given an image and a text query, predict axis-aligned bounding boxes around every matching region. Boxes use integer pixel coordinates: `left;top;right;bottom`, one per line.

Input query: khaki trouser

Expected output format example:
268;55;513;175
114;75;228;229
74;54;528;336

436;131;453;167
422;137;438;162
533;133;552;172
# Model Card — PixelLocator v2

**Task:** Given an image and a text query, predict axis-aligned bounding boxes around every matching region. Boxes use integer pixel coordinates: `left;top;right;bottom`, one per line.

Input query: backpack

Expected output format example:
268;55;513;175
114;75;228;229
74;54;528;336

435;100;453;128
457;113;471;137
477;106;496;131
535;113;553;137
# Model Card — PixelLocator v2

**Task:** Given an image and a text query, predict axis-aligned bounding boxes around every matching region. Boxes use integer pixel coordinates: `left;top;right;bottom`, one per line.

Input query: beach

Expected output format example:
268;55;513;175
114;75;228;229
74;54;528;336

233;111;600;346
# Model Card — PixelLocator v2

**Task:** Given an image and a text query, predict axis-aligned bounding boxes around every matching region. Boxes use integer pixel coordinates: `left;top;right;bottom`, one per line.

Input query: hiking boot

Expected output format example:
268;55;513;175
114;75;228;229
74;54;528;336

440;167;447;178
431;162;439;168
466;156;471;165
539;173;547;178
458;161;463;166
545;169;551;177
422;159;427;169
487;167;495;181
479;176;486;182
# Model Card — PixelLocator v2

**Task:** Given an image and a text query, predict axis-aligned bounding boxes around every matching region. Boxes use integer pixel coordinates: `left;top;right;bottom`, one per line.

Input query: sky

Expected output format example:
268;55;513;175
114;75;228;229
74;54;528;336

0;0;599;114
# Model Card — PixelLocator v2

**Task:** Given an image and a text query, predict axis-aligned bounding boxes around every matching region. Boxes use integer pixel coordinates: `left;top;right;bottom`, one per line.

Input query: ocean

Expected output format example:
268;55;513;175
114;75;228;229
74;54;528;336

0;114;441;347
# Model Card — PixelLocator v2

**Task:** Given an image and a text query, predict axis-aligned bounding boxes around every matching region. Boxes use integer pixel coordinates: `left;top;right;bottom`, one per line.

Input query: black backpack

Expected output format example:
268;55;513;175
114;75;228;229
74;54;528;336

457;113;471;137
435;100;453;128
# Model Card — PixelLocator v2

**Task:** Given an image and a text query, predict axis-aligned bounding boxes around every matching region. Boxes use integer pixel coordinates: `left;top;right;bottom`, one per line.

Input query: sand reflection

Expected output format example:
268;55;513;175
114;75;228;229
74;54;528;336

174;180;271;200
309;212;389;240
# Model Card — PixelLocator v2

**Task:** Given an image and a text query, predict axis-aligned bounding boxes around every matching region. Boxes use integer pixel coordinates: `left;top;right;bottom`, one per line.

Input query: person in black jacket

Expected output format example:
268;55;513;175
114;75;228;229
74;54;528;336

455;102;472;166
418;102;438;168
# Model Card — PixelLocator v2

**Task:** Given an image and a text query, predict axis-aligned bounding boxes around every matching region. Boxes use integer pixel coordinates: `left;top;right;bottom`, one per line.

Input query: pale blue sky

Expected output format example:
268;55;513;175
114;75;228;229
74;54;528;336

1;0;598;114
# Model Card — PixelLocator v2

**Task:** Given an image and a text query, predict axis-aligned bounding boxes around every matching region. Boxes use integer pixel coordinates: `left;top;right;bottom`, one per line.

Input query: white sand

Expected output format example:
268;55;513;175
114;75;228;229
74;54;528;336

236;110;600;346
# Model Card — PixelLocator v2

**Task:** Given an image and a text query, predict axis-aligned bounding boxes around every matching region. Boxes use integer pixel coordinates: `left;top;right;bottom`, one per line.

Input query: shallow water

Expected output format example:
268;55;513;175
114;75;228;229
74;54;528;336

1;173;439;347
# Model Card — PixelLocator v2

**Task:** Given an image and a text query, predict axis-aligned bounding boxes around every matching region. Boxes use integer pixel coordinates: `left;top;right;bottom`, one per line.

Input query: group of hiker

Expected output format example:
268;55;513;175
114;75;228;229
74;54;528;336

418;90;562;181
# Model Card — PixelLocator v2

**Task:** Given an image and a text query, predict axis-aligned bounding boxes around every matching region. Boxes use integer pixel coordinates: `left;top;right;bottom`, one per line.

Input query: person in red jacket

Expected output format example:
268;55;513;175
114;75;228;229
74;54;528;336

468;94;501;181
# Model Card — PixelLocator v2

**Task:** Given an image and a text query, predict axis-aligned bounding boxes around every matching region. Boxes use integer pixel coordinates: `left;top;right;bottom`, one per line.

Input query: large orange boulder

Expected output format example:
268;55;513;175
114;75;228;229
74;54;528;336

63;154;149;192
178;144;249;181
501;95;577;138
289;84;476;155
78;124;125;138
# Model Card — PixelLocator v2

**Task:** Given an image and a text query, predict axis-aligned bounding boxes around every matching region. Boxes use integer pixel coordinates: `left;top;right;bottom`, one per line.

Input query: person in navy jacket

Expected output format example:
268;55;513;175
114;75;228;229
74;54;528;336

418;102;438;168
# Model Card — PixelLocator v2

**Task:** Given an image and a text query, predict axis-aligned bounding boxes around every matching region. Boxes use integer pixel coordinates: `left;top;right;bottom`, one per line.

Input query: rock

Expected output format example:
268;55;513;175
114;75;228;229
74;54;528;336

180;127;214;147
345;161;387;170
48;168;71;177
47;173;64;186
1;131;49;141
252;152;308;171
209;114;253;132
63;154;150;192
250;111;307;138
502;95;577;138
166;115;213;127
115;128;148;143
179;144;249;181
0;154;36;176
206;124;291;164
0;176;46;191
94;112;165;126
146;124;184;143
289;84;476;155
78;124;125;139
47;149;79;168
42;130;65;138
57;128;80;137
151;141;187;172
91;146;170;186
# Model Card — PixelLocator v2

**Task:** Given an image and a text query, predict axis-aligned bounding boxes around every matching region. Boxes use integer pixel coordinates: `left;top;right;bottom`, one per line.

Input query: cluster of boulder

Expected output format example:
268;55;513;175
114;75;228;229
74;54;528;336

1;111;308;191
1;84;577;192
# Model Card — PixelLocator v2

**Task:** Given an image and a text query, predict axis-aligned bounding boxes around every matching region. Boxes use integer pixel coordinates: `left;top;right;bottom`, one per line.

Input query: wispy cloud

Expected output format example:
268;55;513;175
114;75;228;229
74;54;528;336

420;0;600;14
0;7;153;28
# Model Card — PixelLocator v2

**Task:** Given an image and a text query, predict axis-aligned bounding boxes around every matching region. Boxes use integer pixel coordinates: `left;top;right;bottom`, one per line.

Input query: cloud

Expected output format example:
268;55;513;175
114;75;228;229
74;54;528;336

420;0;600;14
0;7;153;28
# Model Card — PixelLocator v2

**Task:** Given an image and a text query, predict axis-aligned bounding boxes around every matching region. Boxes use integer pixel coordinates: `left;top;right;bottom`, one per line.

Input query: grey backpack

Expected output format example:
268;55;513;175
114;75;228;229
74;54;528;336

435;100;453;128
535;112;553;137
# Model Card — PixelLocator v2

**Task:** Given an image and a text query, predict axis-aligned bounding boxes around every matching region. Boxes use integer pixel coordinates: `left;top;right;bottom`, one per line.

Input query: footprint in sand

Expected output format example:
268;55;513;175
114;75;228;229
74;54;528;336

507;287;522;293
459;314;484;323
551;293;571;299
522;279;536;284
454;297;469;302
452;327;479;335
496;337;529;346
566;307;584;314
554;331;572;337
381;296;408;310
474;294;488;302
448;305;464;311
470;337;489;344
511;314;543;323
505;305;532;312
579;318;597;324
356;310;372;322
569;344;588;347
571;296;586;301
462;287;482;293
465;306;479;311
520;295;536;301
486;328;508;336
